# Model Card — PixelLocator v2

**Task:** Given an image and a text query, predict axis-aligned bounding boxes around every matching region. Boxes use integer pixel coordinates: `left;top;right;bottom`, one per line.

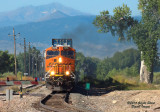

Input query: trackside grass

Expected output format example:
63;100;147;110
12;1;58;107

79;73;159;90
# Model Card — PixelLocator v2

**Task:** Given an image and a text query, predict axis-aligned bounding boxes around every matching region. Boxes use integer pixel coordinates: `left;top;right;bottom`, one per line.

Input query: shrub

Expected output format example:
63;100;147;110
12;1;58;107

0;72;17;80
153;72;160;84
22;76;34;81
7;75;17;80
110;74;158;90
17;72;23;80
9;86;19;92
3;72;14;77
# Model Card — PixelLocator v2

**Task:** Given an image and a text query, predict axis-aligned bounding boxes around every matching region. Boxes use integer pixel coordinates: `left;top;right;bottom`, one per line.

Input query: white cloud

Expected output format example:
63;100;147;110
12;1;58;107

112;43;120;47
41;11;48;14
0;40;24;54
64;24;69;29
52;9;57;13
81;42;103;50
31;42;49;48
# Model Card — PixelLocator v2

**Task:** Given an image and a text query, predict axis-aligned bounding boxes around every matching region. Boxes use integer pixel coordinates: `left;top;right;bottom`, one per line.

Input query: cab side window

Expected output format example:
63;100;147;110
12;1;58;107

61;51;74;59
46;51;59;59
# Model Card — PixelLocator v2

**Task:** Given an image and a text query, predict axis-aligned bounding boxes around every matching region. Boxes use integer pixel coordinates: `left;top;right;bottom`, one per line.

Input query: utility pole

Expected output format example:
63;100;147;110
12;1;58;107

29;42;31;76
32;56;34;78
13;28;17;77
8;28;20;77
36;51;38;78
24;38;26;73
36;59;38;78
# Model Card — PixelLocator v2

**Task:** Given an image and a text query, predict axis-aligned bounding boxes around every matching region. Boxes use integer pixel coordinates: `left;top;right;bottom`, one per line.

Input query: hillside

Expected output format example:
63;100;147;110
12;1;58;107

0;2;139;59
0;2;86;27
0;15;136;58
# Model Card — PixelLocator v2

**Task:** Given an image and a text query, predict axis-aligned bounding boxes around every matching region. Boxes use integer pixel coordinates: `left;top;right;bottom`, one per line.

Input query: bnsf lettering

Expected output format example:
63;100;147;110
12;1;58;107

47;63;54;67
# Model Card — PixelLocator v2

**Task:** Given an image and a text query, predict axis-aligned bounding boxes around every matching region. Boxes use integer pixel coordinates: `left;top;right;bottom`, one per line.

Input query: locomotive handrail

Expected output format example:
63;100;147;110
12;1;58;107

45;67;54;80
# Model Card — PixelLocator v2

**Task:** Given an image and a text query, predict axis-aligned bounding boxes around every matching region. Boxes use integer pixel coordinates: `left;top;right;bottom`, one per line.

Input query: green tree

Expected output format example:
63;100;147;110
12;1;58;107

111;48;140;70
17;47;43;78
75;52;85;81
0;51;14;74
93;1;160;83
96;57;113;80
75;52;100;81
96;48;140;80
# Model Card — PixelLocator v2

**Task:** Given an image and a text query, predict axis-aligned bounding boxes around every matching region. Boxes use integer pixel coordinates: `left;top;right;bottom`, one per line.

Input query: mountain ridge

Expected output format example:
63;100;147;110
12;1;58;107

0;2;141;58
0;15;137;58
0;2;88;28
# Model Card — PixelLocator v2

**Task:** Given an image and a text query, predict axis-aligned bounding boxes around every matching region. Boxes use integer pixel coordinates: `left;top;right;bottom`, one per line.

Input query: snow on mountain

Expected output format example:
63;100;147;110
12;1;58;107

0;2;87;27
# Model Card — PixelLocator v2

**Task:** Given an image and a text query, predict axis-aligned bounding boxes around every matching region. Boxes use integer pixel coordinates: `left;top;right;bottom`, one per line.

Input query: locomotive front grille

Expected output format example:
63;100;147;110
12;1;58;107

58;65;67;74
48;64;71;77
51;64;66;75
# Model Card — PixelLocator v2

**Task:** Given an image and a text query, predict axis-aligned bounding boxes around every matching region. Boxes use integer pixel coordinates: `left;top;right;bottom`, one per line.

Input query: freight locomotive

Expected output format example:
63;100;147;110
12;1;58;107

44;39;76;91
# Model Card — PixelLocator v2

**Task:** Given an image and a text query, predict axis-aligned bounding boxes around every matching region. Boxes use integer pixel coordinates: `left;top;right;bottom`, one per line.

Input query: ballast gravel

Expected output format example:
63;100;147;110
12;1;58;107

0;86;51;112
70;90;160;112
1;86;160;112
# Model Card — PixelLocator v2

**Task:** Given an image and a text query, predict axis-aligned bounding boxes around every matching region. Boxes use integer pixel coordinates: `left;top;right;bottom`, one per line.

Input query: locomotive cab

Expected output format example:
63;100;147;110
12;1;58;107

44;39;76;91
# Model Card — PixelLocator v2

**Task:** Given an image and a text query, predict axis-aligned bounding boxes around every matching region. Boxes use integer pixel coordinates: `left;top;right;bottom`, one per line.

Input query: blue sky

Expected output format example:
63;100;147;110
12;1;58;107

0;0;141;16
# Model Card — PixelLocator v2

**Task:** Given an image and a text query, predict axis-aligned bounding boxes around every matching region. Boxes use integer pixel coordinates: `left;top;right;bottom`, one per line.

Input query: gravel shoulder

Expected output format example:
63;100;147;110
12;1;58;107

0;86;52;112
1;85;160;112
70;90;160;112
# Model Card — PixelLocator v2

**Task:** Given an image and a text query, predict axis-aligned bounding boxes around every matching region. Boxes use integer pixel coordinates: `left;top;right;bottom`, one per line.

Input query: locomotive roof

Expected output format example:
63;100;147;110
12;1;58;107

52;39;72;48
45;45;75;51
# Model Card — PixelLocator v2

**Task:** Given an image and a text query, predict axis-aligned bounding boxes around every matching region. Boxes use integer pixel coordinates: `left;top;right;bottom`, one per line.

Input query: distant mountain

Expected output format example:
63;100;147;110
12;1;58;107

0;2;141;58
0;15;137;58
37;10;69;21
0;2;87;27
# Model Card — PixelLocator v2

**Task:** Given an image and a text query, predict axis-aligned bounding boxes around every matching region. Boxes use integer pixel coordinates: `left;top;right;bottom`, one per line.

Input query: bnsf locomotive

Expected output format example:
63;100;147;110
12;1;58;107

44;39;76;91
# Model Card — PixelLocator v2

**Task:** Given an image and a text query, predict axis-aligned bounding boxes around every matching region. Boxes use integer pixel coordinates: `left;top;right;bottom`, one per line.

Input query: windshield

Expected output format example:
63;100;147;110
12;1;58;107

61;51;74;59
47;51;59;55
52;39;72;47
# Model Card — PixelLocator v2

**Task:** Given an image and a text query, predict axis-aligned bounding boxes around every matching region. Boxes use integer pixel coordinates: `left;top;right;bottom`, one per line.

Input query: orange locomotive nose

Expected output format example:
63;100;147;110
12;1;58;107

45;39;76;91
59;66;62;73
59;47;63;51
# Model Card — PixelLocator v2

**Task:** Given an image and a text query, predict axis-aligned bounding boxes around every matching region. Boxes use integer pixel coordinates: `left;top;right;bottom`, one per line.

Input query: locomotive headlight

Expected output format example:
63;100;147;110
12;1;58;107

50;71;55;75
59;57;62;63
66;71;70;76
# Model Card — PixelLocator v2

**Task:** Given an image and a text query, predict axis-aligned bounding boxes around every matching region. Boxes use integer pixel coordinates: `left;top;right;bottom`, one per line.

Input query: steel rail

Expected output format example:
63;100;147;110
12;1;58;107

40;88;99;112
40;91;67;112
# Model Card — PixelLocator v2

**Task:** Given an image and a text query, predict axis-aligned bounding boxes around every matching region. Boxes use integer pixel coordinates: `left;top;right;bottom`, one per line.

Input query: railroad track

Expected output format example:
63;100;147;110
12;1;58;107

39;84;116;112
24;84;44;95
74;85;116;96
0;84;44;96
40;89;98;112
40;91;70;112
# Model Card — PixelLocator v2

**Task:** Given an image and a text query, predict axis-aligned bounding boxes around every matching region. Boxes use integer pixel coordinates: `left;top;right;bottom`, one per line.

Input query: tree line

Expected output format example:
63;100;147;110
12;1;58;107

17;47;43;78
2;46;160;83
1;48;141;81
0;47;43;78
75;48;141;81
